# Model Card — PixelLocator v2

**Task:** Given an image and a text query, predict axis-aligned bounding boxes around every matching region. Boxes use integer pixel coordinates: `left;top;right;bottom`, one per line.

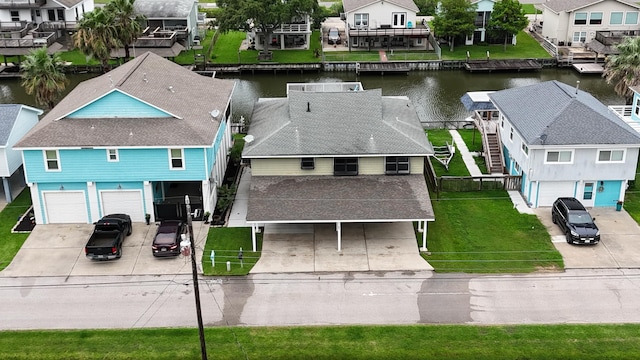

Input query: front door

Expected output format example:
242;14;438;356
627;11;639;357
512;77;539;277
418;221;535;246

594;180;622;207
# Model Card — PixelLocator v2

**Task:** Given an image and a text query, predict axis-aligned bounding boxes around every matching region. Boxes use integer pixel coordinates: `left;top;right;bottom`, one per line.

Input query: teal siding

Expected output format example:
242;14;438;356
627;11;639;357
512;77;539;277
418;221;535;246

67;91;172;118
24;147;207;183
207;120;226;173
632;92;640;122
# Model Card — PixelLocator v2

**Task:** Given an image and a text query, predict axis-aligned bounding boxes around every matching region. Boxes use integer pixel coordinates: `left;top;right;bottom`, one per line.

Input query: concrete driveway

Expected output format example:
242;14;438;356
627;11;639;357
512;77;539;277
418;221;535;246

535;207;640;268
0;222;209;277
251;222;433;273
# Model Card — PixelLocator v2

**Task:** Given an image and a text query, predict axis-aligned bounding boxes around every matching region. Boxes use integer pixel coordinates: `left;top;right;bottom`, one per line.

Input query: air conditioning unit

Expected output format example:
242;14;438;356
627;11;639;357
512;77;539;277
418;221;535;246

340;13;346;20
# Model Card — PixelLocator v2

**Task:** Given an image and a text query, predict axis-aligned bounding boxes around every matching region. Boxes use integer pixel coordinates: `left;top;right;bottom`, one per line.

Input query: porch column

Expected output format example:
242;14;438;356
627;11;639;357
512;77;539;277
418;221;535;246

2;177;10;203
202;180;211;214
87;181;99;223
336;221;342;251
280;34;285;49
251;224;257;252
417;220;423;232
143;181;154;222
29;183;44;225
421;220;428;252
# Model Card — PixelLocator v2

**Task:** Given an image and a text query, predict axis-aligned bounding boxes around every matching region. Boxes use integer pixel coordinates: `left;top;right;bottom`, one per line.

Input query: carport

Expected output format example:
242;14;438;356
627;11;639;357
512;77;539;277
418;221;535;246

245;174;435;252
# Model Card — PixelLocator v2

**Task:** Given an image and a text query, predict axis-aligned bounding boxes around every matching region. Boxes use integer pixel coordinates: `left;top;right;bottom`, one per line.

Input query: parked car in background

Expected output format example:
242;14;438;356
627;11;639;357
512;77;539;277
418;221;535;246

85;214;132;260
328;28;341;44
152;220;185;257
552;197;600;244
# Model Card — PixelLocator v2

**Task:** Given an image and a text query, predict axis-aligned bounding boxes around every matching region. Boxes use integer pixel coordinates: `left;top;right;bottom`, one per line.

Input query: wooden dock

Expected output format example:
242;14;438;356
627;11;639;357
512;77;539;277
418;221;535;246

464;59;542;72
572;63;604;74
356;62;410;75
208;63;321;74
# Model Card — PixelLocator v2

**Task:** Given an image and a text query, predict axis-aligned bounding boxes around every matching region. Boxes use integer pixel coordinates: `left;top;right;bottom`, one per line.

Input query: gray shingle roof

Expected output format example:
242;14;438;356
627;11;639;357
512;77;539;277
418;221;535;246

343;0;419;13
52;0;85;9
0;105;22;146
134;0;195;18
542;0;640;13
242;89;433;157
247;175;434;222
489;80;640;146
15;52;235;149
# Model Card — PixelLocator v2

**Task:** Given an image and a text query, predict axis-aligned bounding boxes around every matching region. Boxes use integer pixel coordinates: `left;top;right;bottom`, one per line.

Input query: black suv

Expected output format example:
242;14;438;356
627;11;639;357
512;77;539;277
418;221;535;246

552;197;600;244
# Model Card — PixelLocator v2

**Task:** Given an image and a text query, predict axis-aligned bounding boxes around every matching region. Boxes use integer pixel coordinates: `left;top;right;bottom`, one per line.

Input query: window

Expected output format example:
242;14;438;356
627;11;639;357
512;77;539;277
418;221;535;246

583;182;594;200
57;9;65;21
301;157;315;170
44;150;60;171
385;157;410;175
513;161;521;174
521;143;529;156
610;12;623;25
107;149;119;162
10;11;19;22
626;12;639;25
47;9;55;21
546;150;572;163
35;9;40;17
169;148;184;169
334;158;358;176
589;12;602;25
500;119;504;128
354;13;368;28
635;97;640;116
574;12;587;25
573;31;586;43
509;128;514;141
597;150;624;162
392;12;406;27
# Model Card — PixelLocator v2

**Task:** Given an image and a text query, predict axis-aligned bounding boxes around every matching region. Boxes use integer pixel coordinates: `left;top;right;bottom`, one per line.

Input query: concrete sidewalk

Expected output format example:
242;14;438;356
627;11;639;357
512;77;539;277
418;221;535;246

449;129;534;215
227;166;250;227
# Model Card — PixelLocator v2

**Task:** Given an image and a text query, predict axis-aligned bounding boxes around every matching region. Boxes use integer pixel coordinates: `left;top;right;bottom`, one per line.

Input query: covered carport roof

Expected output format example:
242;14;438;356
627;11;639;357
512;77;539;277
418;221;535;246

246;174;434;223
460;91;496;111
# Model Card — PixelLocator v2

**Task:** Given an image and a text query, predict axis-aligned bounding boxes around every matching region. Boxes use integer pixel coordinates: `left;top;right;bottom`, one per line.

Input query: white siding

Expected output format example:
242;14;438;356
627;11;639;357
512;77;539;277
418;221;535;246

346;1;417;30
410;157;424;174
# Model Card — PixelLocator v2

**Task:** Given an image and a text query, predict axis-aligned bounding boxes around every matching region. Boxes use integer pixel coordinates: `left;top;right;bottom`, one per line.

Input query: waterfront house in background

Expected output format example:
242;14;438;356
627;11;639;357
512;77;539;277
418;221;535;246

342;0;430;51
0;104;42;203
109;0;199;58
0;0;94;56
14;51;235;224
489;80;640;208
539;0;640;50
242;82;435;252
247;13;312;50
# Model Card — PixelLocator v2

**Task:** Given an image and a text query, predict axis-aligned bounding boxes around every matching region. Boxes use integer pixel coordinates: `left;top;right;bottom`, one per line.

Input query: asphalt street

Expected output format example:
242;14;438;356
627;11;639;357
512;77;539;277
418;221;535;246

2;269;640;330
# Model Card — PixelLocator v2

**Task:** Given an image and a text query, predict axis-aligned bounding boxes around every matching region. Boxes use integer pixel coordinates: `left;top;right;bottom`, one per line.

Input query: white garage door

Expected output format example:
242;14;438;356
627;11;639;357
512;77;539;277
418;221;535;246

537;181;576;207
43;191;88;224
100;190;145;222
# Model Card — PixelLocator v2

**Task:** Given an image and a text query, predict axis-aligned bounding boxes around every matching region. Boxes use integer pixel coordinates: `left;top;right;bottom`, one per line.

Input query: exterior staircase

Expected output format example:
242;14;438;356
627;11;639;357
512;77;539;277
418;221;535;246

485;133;504;174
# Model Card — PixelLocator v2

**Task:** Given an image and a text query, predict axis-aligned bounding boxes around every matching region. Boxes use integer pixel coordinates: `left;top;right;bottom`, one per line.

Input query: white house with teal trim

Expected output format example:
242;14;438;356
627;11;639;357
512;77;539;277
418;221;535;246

0;104;43;203
489;80;640;208
15;52;236;224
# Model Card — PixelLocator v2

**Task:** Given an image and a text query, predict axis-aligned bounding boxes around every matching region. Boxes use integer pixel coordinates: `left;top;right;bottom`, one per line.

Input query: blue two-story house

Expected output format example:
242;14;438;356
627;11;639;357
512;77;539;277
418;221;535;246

15;51;236;224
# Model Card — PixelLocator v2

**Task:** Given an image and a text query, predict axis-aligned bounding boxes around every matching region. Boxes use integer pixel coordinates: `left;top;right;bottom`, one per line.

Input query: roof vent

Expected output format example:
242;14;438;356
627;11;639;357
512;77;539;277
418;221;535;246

210;109;220;119
575;80;580;95
143;73;148;82
307;102;310;112
244;135;255;143
129;130;133;136
108;75;113;87
168;86;174;93
540;134;547;144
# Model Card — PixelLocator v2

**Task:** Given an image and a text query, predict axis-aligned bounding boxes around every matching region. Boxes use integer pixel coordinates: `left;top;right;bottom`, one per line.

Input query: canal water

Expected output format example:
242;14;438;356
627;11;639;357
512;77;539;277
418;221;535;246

0;69;621;126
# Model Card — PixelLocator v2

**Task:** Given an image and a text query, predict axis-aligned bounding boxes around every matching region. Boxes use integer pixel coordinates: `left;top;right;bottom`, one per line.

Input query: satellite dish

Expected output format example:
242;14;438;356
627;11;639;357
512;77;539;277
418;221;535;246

210;109;220;118
244;135;255;143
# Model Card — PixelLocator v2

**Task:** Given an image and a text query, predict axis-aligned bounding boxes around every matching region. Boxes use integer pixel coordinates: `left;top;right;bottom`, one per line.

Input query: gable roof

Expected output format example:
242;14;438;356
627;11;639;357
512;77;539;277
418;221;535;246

489;80;640;146
243;88;433;157
343;0;419;13
15;52;235;149
0;105;42;147
542;0;640;13
52;0;86;9
134;0;195;18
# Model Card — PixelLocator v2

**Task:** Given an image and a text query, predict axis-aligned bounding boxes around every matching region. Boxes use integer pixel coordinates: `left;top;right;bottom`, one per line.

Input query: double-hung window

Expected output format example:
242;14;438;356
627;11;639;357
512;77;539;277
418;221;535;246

610;12;623;25
626;12;639;25
354;13;368;28
545;150;572;163
574;12;587;25
573;32;586;43
589;12;602;25
597;150;624;162
385;157;410;175
169;148;184;169
521;143;529;156
10;11;19;22
107;149;119;162
44;150;60;171
334;158;358;176
301;157;315;170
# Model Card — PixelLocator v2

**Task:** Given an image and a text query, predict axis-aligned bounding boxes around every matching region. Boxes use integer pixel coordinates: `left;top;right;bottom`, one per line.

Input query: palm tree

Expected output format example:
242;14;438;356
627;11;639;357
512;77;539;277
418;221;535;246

20;48;68;110
74;7;120;71
106;0;145;60
603;36;640;104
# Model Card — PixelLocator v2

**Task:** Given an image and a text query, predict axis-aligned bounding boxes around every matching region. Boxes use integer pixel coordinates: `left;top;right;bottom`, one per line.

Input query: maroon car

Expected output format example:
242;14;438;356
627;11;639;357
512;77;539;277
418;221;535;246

152;220;185;257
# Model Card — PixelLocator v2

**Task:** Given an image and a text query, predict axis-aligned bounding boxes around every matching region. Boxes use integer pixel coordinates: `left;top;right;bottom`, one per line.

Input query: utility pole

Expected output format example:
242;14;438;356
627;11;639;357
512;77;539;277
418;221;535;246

185;195;208;360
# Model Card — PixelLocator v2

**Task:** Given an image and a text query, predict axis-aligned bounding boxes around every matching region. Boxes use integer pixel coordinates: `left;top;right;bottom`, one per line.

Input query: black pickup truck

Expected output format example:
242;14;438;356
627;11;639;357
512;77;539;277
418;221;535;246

85;214;132;260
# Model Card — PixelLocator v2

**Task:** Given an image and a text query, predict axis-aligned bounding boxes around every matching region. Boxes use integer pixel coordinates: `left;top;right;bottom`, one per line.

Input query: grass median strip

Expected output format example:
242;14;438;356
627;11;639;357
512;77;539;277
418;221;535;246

0;190;32;272
2;324;640;359
201;227;262;275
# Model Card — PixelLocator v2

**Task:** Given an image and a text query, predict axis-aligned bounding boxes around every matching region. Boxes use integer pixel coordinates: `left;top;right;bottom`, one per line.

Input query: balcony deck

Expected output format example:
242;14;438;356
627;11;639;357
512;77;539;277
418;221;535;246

609;105;640;134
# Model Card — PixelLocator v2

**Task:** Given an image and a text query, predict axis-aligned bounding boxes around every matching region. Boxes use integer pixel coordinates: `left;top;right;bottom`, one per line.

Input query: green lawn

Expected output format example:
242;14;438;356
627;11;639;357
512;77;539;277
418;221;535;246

211;30;322;64
521;4;543;14
424;191;563;273
441;31;552;60
427;129;470;176
458;128;483;153
0;190;32;271
201;227;262;275
624;168;640;223
3;324;640;359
